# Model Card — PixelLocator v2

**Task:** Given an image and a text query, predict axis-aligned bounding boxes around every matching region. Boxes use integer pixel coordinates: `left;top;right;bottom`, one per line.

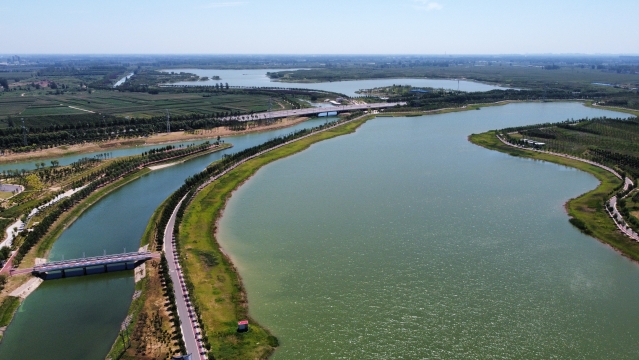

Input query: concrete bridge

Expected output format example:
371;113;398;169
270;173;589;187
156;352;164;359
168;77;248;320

10;251;160;278
222;102;406;122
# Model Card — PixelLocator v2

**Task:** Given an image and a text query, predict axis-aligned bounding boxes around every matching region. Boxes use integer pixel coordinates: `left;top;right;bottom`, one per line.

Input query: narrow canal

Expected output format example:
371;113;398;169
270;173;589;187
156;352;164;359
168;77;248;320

0;117;333;359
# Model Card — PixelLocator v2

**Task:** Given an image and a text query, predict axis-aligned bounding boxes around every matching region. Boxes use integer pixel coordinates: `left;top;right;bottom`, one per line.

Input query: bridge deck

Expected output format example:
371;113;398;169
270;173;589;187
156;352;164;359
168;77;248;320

220;102;405;122
31;252;157;274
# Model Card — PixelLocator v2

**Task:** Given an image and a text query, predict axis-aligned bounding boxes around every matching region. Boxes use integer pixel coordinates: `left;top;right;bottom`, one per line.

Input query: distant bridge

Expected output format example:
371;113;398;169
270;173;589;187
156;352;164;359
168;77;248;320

221;102;406;122
10;251;160;278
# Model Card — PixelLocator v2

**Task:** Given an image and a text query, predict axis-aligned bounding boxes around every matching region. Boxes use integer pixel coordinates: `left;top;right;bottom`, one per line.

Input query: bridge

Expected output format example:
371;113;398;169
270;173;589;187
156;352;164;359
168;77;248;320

221;102;406;122
10;251;160;278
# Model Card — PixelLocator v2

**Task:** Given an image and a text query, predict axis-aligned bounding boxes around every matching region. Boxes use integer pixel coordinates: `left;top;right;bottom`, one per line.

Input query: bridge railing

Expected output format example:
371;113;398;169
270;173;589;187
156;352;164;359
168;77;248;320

33;251;154;271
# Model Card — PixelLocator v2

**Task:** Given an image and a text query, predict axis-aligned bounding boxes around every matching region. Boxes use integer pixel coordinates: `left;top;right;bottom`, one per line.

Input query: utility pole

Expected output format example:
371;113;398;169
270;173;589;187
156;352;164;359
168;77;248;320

165;109;170;133
21;118;27;146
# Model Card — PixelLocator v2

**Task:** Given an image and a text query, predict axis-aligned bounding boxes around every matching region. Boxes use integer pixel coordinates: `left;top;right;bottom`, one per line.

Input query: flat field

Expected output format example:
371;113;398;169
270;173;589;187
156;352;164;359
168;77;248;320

0;91;288;120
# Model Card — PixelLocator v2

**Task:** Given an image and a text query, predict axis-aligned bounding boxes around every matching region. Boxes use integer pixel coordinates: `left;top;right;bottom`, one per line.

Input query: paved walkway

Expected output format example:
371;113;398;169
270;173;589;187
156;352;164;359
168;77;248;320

164;198;206;359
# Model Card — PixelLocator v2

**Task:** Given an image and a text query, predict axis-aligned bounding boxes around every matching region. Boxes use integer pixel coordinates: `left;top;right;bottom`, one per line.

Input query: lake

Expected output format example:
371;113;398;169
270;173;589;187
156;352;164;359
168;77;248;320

162;68;508;96
217;102;639;358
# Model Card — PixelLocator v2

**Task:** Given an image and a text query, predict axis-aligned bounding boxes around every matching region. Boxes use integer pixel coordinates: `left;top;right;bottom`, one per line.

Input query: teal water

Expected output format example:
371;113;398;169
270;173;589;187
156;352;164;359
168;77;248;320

0;138;215;173
218;103;639;358
0;117;335;359
163;68;507;95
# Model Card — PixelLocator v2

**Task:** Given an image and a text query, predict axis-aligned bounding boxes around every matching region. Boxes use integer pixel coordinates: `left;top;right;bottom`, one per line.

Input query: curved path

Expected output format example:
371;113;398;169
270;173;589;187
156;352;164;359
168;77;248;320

164;198;207;359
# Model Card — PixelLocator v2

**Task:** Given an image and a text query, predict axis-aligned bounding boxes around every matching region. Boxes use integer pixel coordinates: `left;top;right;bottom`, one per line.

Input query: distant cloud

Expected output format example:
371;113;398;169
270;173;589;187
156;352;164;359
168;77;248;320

203;1;246;9
413;0;443;11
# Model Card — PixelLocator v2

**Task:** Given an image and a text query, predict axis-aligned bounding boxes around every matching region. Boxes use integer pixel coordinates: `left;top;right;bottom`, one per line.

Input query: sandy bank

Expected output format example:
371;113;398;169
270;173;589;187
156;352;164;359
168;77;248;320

10;277;43;299
148;163;177;171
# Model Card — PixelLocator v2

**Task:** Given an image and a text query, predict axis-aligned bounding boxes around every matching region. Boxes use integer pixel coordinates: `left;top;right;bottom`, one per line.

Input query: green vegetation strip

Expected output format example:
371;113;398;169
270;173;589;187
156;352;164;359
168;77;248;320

0;296;20;327
469;132;639;261
178;116;370;358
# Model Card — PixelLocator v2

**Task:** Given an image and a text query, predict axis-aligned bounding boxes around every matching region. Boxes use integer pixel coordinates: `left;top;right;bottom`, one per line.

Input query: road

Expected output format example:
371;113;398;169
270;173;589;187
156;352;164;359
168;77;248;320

220;102;405;122
164;197;206;359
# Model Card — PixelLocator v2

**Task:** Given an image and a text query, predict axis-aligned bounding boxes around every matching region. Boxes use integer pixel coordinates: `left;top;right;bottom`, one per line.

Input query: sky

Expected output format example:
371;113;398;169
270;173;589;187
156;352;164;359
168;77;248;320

1;0;638;54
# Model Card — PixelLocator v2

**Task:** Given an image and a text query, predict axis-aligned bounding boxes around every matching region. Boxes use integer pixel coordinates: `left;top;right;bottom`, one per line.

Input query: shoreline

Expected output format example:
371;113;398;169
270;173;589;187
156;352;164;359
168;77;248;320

468;131;639;264
0;116;310;165
177;114;379;358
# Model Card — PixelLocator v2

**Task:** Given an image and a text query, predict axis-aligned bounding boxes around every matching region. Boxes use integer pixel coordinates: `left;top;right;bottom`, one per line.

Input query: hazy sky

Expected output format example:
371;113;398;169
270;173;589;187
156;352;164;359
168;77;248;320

2;0;638;54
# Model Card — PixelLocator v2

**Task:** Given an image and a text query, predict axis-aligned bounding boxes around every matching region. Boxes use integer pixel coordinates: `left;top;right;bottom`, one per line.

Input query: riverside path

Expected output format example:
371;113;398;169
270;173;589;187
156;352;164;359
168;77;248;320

164;197;207;359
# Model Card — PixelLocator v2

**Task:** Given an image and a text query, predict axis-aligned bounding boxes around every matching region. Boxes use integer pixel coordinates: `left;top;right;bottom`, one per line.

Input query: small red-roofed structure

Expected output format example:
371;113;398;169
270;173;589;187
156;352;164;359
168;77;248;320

237;320;249;333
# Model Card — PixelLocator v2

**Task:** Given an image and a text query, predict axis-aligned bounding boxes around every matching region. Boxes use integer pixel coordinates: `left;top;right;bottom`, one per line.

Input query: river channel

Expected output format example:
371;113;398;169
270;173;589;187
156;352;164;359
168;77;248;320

0;117;334;359
163;68;508;96
218;103;639;358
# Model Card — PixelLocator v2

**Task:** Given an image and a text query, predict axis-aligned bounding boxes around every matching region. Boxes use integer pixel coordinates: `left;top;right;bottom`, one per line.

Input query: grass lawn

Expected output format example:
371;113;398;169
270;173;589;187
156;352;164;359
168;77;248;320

0;192;13;199
469;131;639;262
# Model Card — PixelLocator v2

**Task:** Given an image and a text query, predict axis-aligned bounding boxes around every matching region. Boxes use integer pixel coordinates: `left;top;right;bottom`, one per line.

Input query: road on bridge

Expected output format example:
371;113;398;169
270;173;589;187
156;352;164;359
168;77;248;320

164;198;206;359
221;102;405;121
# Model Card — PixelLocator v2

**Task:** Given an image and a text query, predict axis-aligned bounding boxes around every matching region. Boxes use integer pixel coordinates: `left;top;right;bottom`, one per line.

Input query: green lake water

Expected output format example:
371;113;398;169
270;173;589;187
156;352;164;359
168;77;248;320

218;103;639;359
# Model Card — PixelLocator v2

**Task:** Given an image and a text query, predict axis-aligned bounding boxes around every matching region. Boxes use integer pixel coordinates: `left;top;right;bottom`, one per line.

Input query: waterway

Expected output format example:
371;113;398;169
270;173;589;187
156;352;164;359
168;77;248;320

0;138;216;173
217;102;639;358
0;117;335;359
162;68;507;96
113;73;134;88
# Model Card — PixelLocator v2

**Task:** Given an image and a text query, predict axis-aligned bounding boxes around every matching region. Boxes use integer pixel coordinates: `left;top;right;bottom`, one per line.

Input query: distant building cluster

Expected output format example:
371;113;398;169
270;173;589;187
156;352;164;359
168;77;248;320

521;138;546;147
7;55;20;64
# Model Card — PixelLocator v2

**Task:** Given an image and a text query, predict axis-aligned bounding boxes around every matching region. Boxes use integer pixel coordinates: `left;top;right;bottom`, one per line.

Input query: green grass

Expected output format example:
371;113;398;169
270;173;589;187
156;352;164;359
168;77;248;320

178;116;371;359
0;192;13;199
469;131;639;261
0;296;21;327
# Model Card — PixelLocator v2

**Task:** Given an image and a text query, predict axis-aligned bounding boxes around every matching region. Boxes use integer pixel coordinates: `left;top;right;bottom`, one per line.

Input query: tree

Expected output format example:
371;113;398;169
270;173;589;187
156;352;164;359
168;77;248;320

0;78;8;90
0;246;10;261
25;173;44;191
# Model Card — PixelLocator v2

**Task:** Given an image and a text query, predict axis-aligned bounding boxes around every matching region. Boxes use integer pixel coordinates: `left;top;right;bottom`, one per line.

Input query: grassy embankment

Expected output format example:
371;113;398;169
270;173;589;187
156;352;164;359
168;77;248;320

177;116;372;359
469;131;639;261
